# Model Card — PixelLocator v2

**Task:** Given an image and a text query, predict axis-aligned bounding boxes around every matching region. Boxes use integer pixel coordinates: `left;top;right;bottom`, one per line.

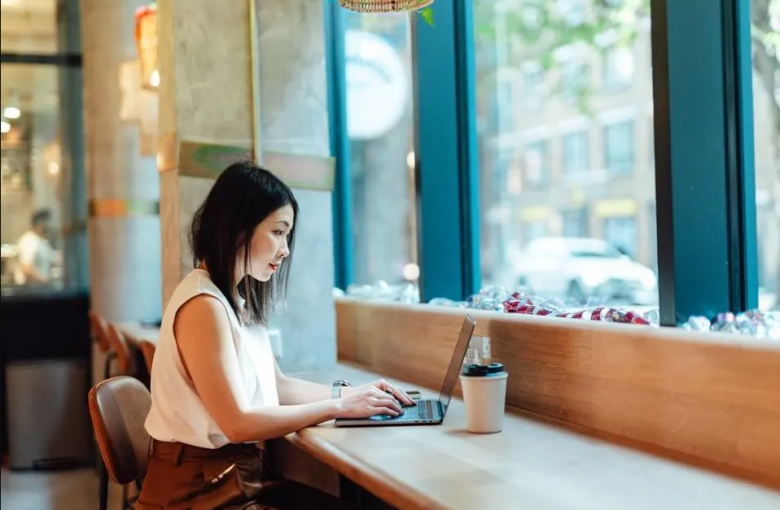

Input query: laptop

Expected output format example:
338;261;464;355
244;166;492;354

334;314;476;427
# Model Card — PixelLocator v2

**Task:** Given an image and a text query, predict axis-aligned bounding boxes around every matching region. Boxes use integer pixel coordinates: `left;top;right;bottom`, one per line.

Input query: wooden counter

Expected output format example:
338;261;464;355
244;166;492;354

288;363;780;510
116;322;780;509
117;322;160;345
336;300;780;484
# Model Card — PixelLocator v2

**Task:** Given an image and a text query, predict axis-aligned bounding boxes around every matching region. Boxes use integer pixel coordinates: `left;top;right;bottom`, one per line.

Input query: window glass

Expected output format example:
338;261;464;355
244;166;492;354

475;0;658;309
562;208;588;238
558;0;586;27
562;130;589;175
604;119;635;175
561;57;590;106
750;0;779;311
602;45;634;90
604;216;637;259
523;139;550;188
1;66;68;291
2;0;85;294
522;62;544;111
343;12;418;287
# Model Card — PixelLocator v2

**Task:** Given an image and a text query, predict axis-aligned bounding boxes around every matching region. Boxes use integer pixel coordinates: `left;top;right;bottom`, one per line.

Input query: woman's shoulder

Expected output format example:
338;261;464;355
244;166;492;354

163;270;237;333
176;268;219;294
164;269;226;312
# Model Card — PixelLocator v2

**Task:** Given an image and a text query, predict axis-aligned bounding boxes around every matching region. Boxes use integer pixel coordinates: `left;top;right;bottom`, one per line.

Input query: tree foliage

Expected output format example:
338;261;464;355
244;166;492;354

473;0;779;181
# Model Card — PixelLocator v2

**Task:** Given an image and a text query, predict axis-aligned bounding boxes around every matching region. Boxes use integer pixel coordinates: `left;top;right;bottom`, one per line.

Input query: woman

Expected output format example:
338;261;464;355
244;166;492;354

137;162;413;510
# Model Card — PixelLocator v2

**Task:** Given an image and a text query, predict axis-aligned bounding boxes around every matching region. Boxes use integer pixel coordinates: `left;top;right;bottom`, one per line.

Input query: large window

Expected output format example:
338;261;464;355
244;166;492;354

602;45;634;91
475;0;658;309
562;208;588;238
343;12;418;287
562;130;589;175
750;0;779;311
1;0;85;293
522;62;544;111
603;119;635;175
523;139;550;188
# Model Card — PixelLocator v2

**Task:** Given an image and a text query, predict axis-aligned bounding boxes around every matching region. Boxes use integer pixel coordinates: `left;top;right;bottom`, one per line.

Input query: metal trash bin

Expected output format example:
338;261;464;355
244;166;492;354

6;359;92;470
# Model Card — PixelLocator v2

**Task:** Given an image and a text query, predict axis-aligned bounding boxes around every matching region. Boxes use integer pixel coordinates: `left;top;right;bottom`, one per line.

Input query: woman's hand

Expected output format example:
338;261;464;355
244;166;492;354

334;386;405;419
343;379;415;406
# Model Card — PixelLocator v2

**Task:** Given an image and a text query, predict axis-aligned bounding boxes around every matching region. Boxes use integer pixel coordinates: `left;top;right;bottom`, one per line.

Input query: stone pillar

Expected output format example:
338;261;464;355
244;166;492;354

80;0;162;322
158;0;336;372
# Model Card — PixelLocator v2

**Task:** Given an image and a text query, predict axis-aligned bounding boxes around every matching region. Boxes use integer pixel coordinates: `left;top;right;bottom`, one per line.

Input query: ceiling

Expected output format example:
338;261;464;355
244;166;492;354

1;0;59;124
1;0;57;54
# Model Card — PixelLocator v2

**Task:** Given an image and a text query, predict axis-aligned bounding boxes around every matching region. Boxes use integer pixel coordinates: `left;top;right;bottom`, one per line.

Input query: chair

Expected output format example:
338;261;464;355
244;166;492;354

89;376;151;510
89;311;111;353
90;311;117;382
106;323;135;377
138;340;156;374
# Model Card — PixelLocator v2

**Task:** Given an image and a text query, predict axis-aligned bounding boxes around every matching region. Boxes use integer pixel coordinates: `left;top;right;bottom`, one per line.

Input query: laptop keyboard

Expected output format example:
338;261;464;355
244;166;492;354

372;400;435;421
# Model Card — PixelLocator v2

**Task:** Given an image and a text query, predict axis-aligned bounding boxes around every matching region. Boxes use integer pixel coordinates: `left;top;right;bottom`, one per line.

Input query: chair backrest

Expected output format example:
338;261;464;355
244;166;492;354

88;376;152;485
138;340;156;373
106;323;135;376
89;310;111;353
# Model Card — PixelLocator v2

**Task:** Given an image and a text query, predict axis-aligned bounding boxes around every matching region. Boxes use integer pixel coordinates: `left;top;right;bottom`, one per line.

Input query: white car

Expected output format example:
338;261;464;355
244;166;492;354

513;237;658;306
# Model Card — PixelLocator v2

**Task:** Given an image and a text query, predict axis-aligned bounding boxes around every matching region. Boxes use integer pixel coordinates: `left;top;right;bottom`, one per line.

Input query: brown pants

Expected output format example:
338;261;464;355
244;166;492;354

135;440;353;510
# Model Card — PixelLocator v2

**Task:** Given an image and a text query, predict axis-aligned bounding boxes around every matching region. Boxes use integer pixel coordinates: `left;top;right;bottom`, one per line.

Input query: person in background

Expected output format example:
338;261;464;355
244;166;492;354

138;162;414;510
15;208;55;285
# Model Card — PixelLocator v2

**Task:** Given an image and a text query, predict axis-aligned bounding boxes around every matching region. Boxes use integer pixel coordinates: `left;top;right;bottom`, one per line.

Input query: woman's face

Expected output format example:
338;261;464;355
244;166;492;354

240;204;295;282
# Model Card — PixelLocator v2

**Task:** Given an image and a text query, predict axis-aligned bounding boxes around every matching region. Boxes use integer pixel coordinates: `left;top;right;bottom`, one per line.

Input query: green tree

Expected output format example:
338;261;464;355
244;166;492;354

474;0;778;179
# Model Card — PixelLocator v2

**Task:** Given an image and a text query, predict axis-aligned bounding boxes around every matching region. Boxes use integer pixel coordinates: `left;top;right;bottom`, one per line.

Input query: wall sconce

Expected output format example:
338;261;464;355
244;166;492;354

134;2;158;90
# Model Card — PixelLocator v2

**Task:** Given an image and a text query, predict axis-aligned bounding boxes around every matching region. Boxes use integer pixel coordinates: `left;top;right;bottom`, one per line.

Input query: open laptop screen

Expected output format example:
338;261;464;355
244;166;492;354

438;315;476;415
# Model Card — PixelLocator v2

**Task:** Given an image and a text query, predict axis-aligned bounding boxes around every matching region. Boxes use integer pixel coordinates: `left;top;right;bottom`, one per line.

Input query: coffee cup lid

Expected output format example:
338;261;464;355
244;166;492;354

462;362;504;377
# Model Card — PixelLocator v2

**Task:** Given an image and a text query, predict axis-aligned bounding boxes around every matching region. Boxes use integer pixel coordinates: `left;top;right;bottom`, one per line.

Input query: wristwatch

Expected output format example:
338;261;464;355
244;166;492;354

331;380;352;399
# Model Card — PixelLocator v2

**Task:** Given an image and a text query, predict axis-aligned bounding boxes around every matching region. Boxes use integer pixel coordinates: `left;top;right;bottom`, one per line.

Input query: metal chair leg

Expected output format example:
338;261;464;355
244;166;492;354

121;483;129;510
98;352;115;510
99;458;109;510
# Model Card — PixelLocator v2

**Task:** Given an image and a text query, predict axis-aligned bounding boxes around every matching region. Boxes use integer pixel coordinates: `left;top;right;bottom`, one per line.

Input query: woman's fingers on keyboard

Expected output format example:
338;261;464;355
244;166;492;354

371;405;399;417
371;394;403;414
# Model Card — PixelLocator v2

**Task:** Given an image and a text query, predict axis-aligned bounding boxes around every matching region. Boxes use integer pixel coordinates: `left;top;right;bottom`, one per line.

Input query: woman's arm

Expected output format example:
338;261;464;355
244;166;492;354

274;358;415;407
175;296;404;443
274;363;331;405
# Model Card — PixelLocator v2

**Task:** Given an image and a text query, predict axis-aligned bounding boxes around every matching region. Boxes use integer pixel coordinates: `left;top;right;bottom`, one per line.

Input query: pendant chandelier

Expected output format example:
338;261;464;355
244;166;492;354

338;0;434;13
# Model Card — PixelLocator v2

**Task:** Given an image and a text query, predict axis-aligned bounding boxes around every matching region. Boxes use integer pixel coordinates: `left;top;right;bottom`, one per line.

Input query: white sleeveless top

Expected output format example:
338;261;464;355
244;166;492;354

145;269;279;449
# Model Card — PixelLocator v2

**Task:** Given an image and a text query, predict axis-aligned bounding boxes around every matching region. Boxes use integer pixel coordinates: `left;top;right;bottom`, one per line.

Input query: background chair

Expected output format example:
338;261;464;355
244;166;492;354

137;340;156;374
89;376;151;510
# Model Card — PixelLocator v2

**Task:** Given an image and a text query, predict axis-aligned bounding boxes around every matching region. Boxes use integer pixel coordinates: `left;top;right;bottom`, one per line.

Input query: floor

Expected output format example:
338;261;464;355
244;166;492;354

1;467;126;510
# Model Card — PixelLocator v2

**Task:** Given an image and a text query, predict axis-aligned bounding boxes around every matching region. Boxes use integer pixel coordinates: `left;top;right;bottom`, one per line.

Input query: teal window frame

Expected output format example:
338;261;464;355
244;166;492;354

325;0;759;319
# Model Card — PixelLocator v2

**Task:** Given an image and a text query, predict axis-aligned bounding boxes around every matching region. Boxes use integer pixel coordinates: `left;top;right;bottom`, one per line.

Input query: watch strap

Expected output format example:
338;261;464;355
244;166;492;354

331;380;351;399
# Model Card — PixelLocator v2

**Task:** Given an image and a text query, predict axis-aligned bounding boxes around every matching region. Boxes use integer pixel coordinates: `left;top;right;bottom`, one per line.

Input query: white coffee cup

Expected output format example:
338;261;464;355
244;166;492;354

459;363;508;434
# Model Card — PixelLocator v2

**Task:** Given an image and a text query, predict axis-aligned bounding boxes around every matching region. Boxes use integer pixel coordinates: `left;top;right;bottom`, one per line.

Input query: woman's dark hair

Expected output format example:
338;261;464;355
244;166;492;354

189;161;298;325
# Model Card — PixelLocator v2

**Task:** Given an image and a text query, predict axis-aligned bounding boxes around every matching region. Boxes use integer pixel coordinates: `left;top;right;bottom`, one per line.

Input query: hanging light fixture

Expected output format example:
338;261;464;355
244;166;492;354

339;0;434;13
134;2;158;90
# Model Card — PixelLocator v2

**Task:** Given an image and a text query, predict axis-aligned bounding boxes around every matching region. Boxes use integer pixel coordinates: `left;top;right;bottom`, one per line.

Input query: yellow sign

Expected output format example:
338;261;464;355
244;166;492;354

520;206;553;222
594;199;637;218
